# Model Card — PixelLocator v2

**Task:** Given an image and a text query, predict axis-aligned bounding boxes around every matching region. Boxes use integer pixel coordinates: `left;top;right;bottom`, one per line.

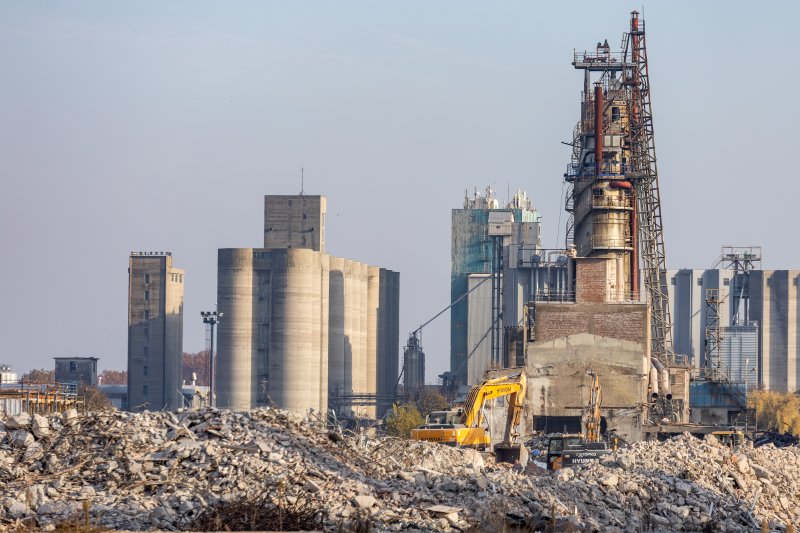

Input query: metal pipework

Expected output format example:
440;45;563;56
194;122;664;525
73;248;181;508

650;357;672;401
594;83;604;176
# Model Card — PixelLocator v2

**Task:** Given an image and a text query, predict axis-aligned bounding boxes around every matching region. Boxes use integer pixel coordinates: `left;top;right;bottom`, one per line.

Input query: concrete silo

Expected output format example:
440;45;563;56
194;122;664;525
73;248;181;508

216;248;255;410
267;248;329;414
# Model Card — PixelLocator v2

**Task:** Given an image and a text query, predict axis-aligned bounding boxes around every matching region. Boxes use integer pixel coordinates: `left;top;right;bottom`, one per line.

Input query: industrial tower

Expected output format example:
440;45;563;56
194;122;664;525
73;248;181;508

566;11;673;365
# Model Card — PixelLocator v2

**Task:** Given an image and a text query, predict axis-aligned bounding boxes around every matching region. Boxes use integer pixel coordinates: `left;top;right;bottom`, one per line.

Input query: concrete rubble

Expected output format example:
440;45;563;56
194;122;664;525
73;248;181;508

0;407;797;532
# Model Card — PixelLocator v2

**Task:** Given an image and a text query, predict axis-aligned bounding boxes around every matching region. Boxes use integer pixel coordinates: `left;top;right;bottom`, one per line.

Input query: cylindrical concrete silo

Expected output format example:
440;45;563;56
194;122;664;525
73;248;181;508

357;262;369;401
342;259;358;414
365;266;380;418
216;248;254;410
317;253;330;414
376;268;401;418
328;257;346;413
268;249;328;414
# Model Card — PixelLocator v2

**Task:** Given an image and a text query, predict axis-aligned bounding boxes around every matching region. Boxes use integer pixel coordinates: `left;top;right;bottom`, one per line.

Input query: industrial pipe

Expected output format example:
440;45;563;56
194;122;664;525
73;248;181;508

651;357;672;401
648;365;659;400
594;83;604;176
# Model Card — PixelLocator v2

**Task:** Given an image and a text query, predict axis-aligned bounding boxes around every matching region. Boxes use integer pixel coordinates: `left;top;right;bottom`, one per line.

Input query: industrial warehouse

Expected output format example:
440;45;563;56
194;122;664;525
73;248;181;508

2;7;800;532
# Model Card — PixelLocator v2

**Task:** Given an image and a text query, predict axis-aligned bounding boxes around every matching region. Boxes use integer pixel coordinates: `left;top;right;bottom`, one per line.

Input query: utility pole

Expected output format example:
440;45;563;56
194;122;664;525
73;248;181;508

201;310;222;407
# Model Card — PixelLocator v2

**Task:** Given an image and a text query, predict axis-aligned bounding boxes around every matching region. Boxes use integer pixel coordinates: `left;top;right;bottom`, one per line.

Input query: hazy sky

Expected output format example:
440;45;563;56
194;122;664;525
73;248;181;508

1;1;798;382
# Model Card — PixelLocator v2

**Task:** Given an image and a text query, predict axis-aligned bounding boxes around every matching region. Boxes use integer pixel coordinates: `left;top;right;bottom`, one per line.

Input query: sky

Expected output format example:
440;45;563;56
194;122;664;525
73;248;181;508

1;1;798;382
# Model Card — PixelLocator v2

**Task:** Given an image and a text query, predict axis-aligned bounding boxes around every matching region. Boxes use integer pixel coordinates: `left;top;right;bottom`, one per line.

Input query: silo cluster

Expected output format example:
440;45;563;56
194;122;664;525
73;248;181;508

216;195;399;417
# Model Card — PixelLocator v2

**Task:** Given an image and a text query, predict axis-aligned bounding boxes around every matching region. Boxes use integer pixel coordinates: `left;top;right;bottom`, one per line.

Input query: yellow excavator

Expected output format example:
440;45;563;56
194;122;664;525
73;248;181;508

547;370;609;470
410;370;528;466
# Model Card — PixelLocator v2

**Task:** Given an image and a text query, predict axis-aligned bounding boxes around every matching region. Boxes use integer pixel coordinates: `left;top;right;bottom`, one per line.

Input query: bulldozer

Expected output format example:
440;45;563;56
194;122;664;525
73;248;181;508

411;370;528;467
546;370;610;470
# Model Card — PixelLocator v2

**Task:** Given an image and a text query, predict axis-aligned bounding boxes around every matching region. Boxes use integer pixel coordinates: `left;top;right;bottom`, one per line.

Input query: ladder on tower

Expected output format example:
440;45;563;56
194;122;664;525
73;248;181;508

623;11;673;365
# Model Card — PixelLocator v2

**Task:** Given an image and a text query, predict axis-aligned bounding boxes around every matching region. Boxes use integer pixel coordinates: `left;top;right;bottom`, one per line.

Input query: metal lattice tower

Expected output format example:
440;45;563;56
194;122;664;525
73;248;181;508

703;289;726;381
622;11;673;364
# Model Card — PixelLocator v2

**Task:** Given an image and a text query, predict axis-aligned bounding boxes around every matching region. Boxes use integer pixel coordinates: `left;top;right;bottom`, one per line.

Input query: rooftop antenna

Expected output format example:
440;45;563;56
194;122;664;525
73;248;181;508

300;162;305;195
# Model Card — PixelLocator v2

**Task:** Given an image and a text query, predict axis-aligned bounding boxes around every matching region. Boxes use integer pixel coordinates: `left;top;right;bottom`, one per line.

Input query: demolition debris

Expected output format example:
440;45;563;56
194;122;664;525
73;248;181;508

1;408;799;532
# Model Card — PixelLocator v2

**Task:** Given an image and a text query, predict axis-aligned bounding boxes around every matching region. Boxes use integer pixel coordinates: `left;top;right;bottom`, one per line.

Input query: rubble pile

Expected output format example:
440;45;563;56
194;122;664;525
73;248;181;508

0;408;798;532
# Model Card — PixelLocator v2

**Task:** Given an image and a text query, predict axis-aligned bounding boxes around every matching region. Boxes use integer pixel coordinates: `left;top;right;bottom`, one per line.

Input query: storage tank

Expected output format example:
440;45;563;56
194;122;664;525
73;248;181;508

376;269;401;417
328;257;347;413
365;266;380;418
268;249;329;414
216;248;254;410
358;262;369;411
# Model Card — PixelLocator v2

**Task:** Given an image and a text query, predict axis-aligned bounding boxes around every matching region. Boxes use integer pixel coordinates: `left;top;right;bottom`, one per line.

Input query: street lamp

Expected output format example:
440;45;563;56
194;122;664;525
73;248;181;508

201;310;223;407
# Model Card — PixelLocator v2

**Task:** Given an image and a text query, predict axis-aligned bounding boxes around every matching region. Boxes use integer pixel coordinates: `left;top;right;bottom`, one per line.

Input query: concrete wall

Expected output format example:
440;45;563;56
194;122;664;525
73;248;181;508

524;301;650;441
128;253;184;411
264;195;326;252
526;331;648;442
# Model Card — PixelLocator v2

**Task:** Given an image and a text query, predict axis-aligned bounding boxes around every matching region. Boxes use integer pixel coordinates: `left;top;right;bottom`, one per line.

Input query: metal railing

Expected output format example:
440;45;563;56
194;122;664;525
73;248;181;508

530;290;641;304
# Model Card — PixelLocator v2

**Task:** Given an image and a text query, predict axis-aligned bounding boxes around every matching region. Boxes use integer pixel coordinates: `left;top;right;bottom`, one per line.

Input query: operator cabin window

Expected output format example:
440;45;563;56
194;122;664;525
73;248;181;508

69;361;77;372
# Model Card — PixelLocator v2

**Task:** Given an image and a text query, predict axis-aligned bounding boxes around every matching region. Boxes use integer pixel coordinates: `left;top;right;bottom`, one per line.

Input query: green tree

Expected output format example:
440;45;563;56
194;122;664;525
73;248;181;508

385;403;424;438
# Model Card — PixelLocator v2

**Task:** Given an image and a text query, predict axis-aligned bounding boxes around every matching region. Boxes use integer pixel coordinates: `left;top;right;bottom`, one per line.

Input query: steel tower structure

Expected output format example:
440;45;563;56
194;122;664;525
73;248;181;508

622;11;673;364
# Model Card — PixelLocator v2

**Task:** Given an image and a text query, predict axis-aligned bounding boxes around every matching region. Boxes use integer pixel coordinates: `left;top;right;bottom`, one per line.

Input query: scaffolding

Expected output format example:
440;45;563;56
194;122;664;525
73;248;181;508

0;382;84;416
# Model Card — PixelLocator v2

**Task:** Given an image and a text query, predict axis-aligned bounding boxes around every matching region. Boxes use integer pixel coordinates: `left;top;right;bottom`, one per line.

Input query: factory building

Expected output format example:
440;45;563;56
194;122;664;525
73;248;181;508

451;187;541;386
216;195;400;418
127;252;185;411
667;268;800;392
54;357;98;387
524;258;655;442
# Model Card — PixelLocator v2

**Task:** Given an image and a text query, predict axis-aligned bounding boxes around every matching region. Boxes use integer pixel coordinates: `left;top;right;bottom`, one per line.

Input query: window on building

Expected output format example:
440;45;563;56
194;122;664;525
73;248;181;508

611;107;620;122
303;213;307;219
143;365;148;376
144;274;150;284
144;291;149;301
142;385;148;396
144;310;150;319
143;346;149;357
144;326;149;338
288;200;292;206
69;361;77;372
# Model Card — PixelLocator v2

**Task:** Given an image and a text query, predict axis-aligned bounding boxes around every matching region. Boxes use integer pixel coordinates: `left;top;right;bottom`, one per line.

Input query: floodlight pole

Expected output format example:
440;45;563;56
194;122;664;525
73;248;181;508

201;310;222;407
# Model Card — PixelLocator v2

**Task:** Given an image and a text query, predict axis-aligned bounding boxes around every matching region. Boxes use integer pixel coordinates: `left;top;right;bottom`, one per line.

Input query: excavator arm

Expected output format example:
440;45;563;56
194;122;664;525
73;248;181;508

461;372;526;429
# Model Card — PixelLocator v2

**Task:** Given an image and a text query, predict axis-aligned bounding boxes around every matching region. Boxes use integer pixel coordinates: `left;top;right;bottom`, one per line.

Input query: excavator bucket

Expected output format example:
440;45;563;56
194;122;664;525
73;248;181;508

494;444;528;469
